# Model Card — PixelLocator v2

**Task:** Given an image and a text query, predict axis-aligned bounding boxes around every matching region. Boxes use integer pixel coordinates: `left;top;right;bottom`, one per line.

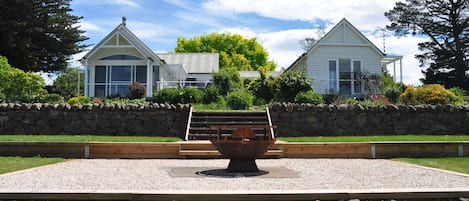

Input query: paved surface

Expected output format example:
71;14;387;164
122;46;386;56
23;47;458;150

0;159;468;193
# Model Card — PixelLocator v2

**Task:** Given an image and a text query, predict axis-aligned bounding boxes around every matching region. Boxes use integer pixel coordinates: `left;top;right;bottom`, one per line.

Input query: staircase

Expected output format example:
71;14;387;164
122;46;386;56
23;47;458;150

186;111;271;141
180;109;283;158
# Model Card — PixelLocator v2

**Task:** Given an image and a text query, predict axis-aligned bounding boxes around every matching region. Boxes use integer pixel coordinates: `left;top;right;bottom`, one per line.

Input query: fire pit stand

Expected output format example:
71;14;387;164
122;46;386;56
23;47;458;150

209;125;276;172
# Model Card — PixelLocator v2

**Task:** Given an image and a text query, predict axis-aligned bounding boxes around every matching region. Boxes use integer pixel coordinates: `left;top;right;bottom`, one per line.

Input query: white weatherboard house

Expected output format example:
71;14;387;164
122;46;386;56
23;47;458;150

288;18;402;97
80;18;218;98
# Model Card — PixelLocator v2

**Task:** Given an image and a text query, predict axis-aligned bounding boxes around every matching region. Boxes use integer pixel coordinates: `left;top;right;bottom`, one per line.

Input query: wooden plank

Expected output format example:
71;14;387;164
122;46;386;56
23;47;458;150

89;143;180;159
463;143;469;157
0;143;86;158
374;143;459;158
3;190;467;201
281;143;371;158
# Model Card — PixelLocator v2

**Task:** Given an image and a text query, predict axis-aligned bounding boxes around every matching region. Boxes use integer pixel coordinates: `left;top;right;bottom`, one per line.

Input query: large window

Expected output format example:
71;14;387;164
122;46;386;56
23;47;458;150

329;59;363;96
94;65;148;97
111;66;131;81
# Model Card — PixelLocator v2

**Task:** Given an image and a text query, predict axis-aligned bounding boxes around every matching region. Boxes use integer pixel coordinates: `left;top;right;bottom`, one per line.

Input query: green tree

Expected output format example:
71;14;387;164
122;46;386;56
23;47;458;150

274;70;312;102
0;0;88;72
53;67;83;98
175;32;276;71
212;68;242;95
0;56;46;102
385;0;469;90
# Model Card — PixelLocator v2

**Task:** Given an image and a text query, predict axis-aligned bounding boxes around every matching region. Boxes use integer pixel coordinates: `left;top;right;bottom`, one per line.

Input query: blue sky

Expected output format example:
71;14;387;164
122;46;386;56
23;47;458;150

69;0;426;86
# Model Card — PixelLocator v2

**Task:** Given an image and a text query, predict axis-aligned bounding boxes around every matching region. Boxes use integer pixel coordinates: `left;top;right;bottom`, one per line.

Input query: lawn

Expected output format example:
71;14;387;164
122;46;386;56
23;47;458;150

277;135;469;142
393;157;469;174
0;135;180;142
0;156;65;174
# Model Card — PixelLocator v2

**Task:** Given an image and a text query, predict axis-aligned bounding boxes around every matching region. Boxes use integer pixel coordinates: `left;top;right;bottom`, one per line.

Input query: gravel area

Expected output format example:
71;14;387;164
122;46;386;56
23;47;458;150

0;159;468;193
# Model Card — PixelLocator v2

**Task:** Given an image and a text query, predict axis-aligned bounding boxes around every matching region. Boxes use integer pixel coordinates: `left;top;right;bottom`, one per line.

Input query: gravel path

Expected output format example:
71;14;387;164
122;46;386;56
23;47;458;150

0;159;468;193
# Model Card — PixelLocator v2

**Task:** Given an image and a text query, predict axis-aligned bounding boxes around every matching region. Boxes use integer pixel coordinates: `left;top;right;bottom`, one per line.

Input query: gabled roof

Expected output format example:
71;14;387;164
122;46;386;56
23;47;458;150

156;53;219;74
287;18;386;70
307;18;385;56
80;19;162;64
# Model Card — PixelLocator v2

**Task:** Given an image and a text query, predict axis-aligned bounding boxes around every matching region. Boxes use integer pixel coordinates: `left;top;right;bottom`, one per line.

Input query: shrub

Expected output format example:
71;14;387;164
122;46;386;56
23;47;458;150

34;93;64;104
294;90;323;104
178;87;203;104
212;67;242;95
128;82;146;99
0;56;46;102
274;70;312;102
153;88;179;103
202;85;219;104
67;96;91;105
399;84;460;105
226;91;253;110
247;71;275;102
153;88;203;104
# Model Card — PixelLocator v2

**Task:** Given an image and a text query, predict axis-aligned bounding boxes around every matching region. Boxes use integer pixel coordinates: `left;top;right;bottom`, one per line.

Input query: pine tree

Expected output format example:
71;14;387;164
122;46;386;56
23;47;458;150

385;0;469;90
0;0;88;72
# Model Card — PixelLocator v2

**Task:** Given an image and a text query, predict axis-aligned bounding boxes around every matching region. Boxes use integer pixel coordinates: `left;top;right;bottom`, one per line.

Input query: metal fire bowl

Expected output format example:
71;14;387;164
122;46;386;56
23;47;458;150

210;139;276;160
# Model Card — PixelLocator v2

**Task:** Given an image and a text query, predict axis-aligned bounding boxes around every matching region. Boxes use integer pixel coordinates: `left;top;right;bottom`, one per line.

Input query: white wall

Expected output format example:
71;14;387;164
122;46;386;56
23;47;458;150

307;45;382;95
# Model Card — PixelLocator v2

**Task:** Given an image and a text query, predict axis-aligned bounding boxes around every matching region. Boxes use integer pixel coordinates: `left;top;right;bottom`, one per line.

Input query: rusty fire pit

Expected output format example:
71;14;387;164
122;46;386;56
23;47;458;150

209;125;276;172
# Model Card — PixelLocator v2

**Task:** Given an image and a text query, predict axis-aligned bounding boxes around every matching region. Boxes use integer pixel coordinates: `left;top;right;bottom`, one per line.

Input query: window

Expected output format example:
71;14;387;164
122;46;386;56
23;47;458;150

95;66;106;83
353;61;362;93
94;65;152;97
111;66;131;81
329;61;337;93
135;66;147;83
99;55;142;60
328;59;363;96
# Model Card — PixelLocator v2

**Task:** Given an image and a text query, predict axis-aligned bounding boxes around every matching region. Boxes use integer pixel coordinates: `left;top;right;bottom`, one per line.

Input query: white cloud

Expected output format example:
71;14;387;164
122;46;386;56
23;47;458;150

203;0;398;30
77;21;106;33
103;0;139;7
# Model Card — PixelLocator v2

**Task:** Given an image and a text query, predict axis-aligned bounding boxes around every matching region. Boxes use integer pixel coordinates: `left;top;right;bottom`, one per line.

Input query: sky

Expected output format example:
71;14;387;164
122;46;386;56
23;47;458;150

68;0;427;86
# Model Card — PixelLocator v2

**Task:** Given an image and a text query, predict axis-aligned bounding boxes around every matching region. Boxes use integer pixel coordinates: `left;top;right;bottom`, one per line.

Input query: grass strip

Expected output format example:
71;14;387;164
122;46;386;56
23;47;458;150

0;156;65;174
278;135;469;142
0;135;180;142
393;157;469;174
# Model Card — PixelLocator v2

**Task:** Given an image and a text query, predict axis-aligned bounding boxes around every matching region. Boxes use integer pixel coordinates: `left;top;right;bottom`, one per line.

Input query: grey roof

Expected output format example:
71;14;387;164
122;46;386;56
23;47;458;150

156;53;219;74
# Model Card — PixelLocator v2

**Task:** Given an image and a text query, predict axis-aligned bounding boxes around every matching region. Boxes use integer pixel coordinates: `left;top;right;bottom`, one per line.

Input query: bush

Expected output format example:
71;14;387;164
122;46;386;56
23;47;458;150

400;84;460;105
67;96;92;105
226;91;253;110
34;93;64;104
153;88;179;103
274;70;312;102
202;85;219;104
247;71;275;102
0;56;46;102
212;67;242;95
178;87;203;104
153;88;202;104
294;90;323;104
128;82;146;99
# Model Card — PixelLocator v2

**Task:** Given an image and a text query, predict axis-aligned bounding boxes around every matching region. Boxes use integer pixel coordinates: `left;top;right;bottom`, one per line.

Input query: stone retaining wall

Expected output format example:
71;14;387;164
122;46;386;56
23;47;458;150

269;103;469;136
0;103;190;138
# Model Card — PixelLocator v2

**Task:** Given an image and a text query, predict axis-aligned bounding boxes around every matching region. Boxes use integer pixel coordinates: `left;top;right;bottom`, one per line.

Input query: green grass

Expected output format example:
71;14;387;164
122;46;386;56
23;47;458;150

0;156;65;174
193;103;267;112
278;135;469;142
393;157;469;174
0;135;180;142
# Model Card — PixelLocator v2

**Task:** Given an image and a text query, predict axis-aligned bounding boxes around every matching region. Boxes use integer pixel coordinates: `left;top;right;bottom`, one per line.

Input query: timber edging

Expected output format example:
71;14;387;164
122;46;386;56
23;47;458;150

1;141;468;159
1;189;469;201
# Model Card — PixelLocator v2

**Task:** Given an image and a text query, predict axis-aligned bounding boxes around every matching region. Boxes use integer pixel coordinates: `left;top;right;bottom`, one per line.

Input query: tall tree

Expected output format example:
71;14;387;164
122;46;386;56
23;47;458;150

385;0;469;90
0;0;88;72
175;32;277;71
